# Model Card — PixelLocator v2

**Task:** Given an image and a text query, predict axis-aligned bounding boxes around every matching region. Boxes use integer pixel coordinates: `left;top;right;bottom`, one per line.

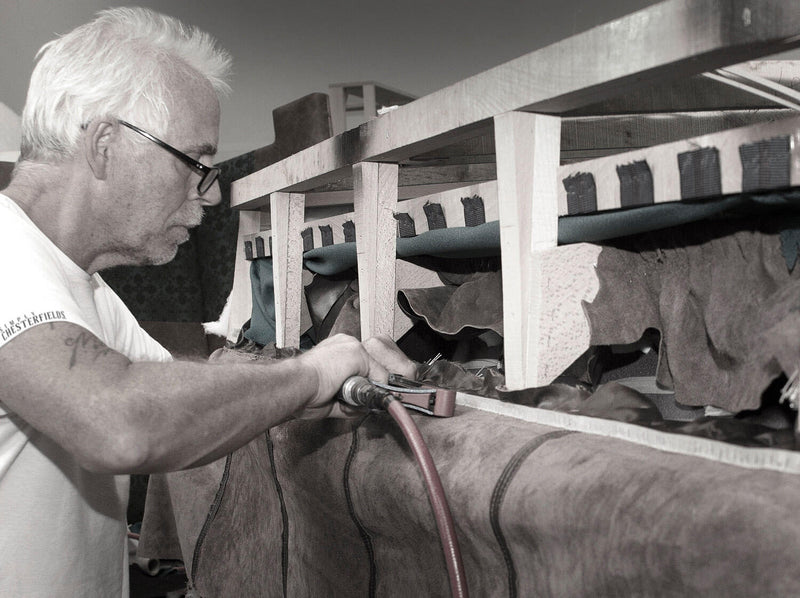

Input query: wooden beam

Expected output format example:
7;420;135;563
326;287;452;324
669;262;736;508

362;83;377;119
353;162;399;339
234;108;793;210
225;211;262;343
328;86;347;136
495;112;561;390
244;113;800;260
524;243;603;385
231;0;800;209
241;181;497;258
559;108;792;162
305;162;497;195
302;181;491;207
556;113;800;214
270;192;306;348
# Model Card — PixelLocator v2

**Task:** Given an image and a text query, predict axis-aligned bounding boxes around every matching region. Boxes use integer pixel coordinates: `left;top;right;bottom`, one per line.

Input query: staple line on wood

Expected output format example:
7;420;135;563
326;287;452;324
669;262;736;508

556;114;800;213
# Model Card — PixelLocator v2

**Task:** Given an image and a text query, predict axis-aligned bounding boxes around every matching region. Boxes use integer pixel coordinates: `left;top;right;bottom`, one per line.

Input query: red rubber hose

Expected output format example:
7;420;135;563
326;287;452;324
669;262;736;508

385;397;469;598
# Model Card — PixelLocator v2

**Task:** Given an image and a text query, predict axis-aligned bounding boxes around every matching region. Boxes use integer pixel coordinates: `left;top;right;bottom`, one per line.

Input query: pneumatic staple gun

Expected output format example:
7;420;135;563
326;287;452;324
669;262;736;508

338;374;456;417
382;374;456;417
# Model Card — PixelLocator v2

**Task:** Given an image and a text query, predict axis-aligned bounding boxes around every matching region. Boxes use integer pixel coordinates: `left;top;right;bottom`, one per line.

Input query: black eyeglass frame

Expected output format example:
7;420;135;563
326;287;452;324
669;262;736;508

118;119;220;195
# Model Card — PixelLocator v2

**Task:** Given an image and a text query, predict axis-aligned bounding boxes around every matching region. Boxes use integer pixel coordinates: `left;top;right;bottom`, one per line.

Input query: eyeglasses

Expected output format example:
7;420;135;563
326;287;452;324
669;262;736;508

118;120;220;195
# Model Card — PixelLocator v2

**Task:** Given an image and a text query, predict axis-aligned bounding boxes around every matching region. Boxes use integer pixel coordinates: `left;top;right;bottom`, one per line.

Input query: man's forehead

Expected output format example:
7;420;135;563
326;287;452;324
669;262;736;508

168;97;220;155
166;66;221;149
169;121;218;157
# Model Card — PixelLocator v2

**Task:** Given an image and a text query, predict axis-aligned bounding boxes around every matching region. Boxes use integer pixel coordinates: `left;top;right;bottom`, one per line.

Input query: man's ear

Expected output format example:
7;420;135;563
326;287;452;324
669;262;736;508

83;120;116;180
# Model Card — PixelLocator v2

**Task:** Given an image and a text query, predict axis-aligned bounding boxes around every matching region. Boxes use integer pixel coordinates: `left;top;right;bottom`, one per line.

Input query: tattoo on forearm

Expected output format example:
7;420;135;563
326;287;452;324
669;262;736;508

64;332;112;369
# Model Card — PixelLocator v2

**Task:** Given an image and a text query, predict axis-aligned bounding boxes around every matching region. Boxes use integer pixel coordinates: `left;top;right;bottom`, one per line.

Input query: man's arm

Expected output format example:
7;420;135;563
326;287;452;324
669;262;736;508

0;321;413;474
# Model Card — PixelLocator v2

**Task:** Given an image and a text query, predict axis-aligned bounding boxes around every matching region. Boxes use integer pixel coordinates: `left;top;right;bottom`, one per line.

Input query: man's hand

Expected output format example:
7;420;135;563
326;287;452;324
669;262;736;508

362;334;416;381
294;333;416;420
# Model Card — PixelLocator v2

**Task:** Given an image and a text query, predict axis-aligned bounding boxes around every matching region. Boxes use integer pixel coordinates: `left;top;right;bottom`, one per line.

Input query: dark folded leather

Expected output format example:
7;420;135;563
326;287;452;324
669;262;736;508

398;270;503;339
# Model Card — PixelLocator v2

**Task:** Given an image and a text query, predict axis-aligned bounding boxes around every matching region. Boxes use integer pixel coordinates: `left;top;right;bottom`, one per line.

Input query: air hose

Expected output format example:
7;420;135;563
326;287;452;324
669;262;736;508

339;376;469;598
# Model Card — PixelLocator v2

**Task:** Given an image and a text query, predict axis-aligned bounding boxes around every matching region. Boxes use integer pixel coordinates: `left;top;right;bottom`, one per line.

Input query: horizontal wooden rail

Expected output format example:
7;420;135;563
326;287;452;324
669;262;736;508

242;182;497;259
242;114;800;258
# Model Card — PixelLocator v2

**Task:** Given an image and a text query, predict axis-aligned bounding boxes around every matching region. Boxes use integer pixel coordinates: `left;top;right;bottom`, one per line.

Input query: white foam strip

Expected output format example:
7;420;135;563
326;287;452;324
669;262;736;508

456;393;800;474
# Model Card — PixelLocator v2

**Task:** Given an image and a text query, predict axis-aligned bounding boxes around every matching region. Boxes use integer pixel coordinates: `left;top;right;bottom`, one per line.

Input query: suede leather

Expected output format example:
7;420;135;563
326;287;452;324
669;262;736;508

190;436;284;597
137;459;228;568
143;402;800;597
586;217;800;412
398;270;503;338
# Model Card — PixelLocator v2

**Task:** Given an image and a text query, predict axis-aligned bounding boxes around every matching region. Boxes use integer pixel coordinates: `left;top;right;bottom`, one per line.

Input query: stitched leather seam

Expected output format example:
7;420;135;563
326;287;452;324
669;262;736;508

490;430;575;598
190;453;233;586
344;415;377;597
266;430;290;598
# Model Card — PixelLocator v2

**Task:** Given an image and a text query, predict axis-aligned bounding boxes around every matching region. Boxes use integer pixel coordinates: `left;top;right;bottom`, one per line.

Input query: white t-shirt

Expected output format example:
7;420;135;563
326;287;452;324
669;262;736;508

0;193;172;597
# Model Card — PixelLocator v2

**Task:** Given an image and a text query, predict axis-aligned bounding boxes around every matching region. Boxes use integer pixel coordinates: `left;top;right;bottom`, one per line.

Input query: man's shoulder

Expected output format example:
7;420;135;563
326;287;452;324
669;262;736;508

0;194;46;248
0;193;26;218
0;194;80;275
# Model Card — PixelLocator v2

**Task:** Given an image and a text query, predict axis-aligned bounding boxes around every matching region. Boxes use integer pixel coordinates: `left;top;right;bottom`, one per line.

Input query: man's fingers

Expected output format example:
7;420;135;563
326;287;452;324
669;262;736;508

363;335;416;379
365;356;389;384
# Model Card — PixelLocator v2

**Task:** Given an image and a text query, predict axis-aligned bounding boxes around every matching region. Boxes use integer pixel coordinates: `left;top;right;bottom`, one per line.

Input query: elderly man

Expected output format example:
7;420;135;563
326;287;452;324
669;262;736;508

0;7;414;596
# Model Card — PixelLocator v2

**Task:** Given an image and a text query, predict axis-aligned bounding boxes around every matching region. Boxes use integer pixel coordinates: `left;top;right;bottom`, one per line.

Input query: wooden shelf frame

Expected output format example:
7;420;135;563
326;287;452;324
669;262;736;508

229;0;800;389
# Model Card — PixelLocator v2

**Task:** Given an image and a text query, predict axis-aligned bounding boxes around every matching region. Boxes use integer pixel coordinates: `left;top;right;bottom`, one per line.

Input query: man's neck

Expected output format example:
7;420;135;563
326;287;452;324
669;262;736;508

4;166;107;273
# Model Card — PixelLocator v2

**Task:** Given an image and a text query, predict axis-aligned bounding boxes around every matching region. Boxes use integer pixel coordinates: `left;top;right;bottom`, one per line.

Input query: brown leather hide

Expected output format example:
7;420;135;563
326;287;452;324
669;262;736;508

143;404;800;597
587;218;800;412
398;270;504;338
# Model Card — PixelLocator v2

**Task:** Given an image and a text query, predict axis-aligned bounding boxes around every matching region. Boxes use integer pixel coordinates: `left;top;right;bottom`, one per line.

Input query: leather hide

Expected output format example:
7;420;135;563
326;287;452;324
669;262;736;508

586;217;800;412
142;402;800;597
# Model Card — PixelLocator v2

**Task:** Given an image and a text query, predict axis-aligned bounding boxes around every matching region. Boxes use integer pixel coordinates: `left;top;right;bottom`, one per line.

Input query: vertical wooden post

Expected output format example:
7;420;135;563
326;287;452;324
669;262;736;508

225;210;262;343
495;112;561;390
362;83;377;119
352;161;399;339
328;85;347;135
270;192;306;348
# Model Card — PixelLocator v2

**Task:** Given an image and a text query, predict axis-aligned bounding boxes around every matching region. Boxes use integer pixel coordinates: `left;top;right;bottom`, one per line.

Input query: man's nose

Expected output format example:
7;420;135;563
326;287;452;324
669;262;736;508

198;178;222;207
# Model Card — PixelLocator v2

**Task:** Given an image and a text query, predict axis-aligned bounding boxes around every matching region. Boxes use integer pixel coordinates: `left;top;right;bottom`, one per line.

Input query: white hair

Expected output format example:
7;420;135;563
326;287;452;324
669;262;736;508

19;6;232;163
